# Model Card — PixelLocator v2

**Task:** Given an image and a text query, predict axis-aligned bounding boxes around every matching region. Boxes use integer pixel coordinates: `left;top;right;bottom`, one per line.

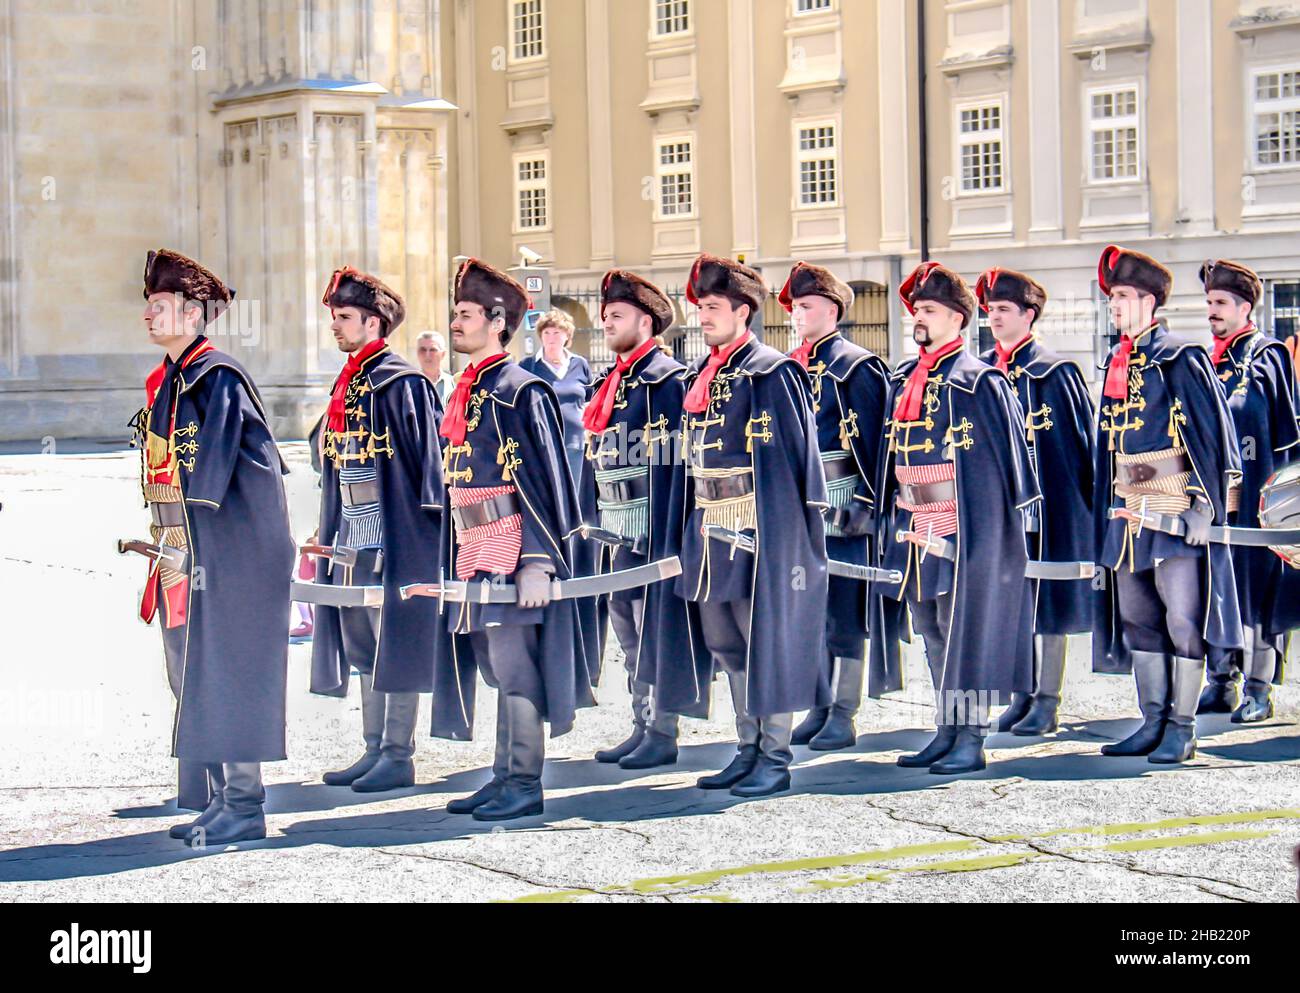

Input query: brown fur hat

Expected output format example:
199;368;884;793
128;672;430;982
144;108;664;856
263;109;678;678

1098;245;1173;308
900;262;977;328
685;253;768;320
322;267;406;336
453;258;532;339
1200;259;1262;309
142;249;234;324
975;268;1048;324
778;262;855;321
601;269;675;336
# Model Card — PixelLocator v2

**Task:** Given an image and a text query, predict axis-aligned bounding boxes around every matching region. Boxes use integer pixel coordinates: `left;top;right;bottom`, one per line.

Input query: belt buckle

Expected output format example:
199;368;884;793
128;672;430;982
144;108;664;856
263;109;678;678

1129;464;1157;484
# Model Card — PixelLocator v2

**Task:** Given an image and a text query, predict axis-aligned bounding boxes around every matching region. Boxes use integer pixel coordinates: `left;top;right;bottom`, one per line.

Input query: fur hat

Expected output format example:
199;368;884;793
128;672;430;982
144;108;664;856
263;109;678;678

1199;259;1262;309
453;258;532;339
322;267;406;336
685;253;767;319
601;269;675;337
1098;245;1173;308
778;262;854;321
900;262;976;328
975;268;1048;324
142;249;234;325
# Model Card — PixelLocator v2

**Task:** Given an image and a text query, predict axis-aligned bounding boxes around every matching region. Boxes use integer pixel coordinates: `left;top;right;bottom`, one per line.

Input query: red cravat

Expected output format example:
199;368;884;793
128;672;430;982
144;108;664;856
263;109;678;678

894;337;965;422
327;339;388;433
994;333;1033;375
791;332;829;371
583;337;658;434
684;332;753;414
1103;336;1137;401
440;353;507;447
1212;323;1256;366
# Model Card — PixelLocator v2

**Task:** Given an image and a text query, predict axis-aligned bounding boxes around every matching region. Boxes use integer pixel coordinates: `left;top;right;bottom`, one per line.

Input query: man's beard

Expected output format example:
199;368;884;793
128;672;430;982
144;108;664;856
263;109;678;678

913;325;933;350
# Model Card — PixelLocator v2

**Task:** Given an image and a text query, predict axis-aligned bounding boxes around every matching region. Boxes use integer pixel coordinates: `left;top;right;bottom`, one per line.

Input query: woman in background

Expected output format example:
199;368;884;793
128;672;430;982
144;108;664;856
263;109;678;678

521;310;591;483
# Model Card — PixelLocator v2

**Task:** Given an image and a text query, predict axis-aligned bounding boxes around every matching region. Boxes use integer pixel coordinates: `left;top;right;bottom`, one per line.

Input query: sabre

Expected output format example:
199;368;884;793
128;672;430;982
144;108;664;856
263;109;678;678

117;539;188;574
574;523;647;557
703;524;904;585
400;557;683;604
1109;507;1300;547
895;530;1095;582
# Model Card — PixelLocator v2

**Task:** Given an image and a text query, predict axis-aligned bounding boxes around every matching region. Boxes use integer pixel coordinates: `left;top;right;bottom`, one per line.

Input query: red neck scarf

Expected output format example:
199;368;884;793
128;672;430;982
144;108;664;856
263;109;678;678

328;339;388;432
994;333;1034;374
792;331;836;371
1211;323;1256;366
583;337;658;434
440;353;508;447
894;337;965;422
684;331;753;414
145;337;213;408
1103;321;1158;401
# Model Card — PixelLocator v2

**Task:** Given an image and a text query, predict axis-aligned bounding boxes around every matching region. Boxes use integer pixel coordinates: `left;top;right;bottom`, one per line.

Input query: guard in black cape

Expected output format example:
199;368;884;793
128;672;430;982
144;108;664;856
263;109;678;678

976;269;1096;736
779;262;891;752
131;249;293;845
1094;245;1243;764
308;267;448;793
663;253;830;799
579;269;702;770
872;262;1040;775
1197;259;1299;723
431;258;599;822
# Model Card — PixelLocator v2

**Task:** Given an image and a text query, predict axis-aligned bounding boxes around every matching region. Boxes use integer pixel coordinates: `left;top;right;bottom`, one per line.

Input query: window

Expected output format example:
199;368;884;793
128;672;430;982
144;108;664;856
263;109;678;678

957;101;1005;194
796;0;833;13
1088;85;1141;183
1253;67;1300;170
656;137;695;218
1266;279;1300;340
653;0;690;36
796;123;839;207
511;0;545;62
515;155;549;231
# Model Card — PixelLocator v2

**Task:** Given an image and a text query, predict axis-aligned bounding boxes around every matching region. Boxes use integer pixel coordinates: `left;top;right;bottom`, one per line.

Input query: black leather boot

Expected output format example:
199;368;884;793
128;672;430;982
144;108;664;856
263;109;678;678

809;712;857;751
930;727;987;775
1149;656;1203;764
791;708;830;746
697;746;759;790
472;694;546;821
352;690;419;792
1013;635;1066;736
1232;645;1276;724
351;756;415;793
472;777;544;821
619;729;678;770
169;766;226;839
323;672;383;785
1102;651;1170;757
897;724;959;768
447;779;503;815
996;693;1033;733
730;756;792;798
186;763;265;847
1198;646;1241;714
595;726;645;764
809;657;862;751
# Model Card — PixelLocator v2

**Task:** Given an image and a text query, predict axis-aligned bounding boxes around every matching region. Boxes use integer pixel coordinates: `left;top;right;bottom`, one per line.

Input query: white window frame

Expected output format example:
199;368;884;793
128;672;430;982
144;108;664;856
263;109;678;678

512;150;552;235
650;0;692;38
793;118;841;209
792;0;835;16
1250;63;1300;173
654;134;697;222
508;0;546;66
953;97;1007;197
1085;81;1144;186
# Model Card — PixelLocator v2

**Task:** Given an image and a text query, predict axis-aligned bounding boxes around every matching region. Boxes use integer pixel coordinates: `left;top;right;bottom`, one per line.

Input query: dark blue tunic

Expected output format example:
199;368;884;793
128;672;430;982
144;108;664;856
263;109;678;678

980;337;1097;636
1093;323;1244;674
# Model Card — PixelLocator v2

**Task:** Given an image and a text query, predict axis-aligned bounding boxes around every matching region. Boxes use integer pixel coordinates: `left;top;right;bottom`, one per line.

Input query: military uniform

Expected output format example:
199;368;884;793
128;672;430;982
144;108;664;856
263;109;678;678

1199;260;1300;723
779;263;891;751
309;268;448;794
873;263;1040;776
1094;246;1244;765
133;250;293;845
663;254;830;799
976;269;1096;737
432;259;599;822
579;270;700;770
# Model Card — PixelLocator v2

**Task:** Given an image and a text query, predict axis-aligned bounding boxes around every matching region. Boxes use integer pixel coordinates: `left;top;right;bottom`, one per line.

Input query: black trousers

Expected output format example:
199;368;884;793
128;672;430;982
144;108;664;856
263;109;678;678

1114;557;1207;659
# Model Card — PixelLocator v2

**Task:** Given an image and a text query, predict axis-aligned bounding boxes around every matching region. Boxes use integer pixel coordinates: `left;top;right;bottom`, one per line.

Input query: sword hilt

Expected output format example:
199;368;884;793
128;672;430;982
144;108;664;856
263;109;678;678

400;583;445;602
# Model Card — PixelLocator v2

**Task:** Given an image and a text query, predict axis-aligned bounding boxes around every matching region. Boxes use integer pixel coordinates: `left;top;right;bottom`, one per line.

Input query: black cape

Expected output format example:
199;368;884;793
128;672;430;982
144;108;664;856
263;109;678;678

872;349;1042;697
663;344;831;719
431;363;600;740
310;349;452;696
1093;334;1244;674
159;349;294;763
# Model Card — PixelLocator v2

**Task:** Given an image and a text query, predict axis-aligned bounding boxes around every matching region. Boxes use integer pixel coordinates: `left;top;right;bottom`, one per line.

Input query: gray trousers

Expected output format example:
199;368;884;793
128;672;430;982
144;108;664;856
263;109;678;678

470;627;545;783
1114;557;1207;659
608;598;679;737
339;604;419;760
906;592;980;726
696;599;793;764
162;621;263;812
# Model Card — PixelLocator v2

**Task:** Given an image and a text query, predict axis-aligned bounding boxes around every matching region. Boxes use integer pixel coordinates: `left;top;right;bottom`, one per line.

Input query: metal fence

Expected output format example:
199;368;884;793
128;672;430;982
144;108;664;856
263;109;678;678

555;282;892;370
